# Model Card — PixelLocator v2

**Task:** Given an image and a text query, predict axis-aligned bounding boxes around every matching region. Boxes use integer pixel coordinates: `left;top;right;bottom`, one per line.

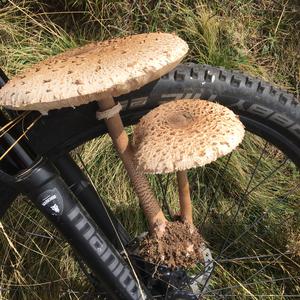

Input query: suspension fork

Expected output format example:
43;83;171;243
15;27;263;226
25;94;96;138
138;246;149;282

0;136;148;298
0;67;148;298
14;157;148;300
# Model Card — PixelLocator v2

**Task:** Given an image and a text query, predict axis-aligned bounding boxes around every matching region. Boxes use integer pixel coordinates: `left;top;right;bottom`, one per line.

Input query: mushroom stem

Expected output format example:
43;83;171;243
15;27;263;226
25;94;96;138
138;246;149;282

97;95;167;233
176;170;193;224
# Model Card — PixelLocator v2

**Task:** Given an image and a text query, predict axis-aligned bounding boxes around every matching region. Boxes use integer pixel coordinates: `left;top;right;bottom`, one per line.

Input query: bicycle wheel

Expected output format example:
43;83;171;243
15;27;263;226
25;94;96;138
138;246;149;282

0;63;299;299
103;64;300;299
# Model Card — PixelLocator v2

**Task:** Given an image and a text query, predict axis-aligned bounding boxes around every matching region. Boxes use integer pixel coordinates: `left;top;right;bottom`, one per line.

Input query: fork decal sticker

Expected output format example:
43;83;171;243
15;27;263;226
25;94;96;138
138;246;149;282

38;188;64;216
67;206;144;299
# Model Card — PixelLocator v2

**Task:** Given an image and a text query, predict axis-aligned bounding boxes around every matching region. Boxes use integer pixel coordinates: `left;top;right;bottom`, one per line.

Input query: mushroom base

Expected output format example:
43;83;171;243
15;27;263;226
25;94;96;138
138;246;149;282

139;221;205;269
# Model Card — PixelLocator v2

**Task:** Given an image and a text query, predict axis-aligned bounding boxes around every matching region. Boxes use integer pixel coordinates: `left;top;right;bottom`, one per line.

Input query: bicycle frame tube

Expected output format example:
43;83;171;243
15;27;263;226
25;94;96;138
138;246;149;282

15;157;148;300
0;147;147;298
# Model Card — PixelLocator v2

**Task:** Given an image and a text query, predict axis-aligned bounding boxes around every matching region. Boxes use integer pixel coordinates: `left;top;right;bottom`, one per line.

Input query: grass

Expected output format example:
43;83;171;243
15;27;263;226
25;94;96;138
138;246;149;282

0;0;299;299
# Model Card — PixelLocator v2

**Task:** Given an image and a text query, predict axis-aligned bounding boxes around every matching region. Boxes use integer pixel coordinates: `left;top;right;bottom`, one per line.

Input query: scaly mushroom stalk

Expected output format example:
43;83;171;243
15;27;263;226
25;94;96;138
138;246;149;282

176;170;193;224
98;95;167;233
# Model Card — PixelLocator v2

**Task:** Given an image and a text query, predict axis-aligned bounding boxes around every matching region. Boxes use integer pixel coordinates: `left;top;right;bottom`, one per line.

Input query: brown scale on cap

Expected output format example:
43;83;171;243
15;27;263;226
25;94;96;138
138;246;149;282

0;32;188;112
133;99;245;174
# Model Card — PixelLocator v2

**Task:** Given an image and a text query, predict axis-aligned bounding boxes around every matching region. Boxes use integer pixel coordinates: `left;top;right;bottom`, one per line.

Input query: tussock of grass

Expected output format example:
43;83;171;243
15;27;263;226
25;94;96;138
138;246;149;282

0;0;299;298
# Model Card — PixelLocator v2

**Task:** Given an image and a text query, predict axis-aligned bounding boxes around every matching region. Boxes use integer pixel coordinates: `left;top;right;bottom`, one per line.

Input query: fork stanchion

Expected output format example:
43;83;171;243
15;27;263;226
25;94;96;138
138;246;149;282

0;107;35;216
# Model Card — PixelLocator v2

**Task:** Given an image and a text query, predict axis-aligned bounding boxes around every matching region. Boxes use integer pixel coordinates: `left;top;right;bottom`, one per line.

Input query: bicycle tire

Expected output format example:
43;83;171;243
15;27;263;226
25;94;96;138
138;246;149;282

0;63;299;299
2;63;299;215
116;63;300;298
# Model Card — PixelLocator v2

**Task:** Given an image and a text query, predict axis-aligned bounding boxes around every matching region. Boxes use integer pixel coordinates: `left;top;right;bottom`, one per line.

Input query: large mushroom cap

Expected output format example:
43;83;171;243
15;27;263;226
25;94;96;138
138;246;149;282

0;33;188;112
133;99;245;174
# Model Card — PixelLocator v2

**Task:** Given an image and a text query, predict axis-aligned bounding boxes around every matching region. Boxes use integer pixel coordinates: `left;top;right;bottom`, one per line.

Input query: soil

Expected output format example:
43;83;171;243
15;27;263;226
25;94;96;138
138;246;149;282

139;221;205;269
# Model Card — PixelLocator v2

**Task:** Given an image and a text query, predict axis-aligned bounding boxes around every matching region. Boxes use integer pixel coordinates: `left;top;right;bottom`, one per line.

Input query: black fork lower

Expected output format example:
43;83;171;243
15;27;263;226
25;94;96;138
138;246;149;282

14;157;148;300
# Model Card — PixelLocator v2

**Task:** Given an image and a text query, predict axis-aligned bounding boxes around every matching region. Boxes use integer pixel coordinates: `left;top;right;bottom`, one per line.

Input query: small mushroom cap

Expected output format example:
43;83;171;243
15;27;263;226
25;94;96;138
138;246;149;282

133;99;245;174
0;33;188;112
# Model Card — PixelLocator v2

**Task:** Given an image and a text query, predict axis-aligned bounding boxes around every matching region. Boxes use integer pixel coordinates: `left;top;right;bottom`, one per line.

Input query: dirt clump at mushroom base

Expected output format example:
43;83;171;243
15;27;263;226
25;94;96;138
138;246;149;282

139;221;205;269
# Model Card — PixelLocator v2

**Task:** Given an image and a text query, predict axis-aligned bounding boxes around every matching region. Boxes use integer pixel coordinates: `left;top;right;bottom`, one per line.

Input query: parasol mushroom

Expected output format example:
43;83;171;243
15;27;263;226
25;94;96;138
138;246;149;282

0;33;189;233
133;99;245;267
133;99;245;226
